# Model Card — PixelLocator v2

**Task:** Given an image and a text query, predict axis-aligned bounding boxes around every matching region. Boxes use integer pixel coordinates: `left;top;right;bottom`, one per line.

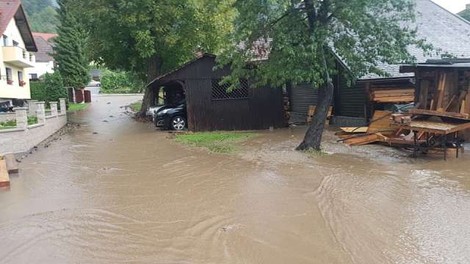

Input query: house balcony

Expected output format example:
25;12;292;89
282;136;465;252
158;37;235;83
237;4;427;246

2;46;35;68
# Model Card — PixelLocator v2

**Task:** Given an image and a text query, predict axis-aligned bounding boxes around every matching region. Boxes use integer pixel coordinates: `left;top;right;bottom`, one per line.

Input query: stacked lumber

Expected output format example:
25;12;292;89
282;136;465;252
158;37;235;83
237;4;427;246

369;87;415;103
418;72;470;118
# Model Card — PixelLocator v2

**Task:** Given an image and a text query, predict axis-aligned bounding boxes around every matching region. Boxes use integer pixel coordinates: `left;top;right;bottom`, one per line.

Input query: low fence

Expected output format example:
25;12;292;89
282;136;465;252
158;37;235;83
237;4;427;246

0;99;67;154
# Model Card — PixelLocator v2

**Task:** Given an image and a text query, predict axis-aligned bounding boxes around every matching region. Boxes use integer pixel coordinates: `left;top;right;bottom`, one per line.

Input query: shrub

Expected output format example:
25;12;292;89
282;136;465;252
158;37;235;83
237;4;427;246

100;70;144;94
30;72;67;106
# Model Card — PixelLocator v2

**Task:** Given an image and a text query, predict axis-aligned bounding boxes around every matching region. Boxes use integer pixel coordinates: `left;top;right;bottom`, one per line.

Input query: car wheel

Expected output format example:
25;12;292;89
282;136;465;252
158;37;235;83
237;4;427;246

171;116;186;131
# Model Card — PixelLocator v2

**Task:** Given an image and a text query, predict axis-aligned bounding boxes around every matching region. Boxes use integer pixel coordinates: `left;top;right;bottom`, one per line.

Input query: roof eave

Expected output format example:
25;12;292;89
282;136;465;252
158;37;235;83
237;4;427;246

14;4;37;52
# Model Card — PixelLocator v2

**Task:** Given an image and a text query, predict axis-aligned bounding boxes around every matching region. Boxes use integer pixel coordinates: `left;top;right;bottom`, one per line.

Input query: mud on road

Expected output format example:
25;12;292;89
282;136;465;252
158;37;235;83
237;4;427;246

1;95;469;263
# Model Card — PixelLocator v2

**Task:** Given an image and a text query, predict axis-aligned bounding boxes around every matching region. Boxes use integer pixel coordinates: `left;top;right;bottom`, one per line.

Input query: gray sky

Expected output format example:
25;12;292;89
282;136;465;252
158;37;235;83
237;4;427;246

432;0;470;13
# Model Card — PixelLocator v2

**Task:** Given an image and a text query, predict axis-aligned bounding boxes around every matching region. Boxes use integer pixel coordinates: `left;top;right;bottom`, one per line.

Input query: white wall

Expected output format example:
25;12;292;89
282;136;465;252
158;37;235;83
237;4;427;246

29;61;54;79
0;18;32;100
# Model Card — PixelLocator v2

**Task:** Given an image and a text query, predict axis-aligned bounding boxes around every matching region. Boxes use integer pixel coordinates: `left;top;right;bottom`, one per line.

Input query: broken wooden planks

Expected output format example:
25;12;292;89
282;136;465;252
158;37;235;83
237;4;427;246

343;133;387;146
0;159;10;188
367;110;395;135
340;127;368;133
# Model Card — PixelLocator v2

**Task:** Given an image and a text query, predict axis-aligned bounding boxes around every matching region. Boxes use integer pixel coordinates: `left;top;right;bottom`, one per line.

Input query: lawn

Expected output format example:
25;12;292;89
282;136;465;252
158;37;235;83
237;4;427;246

129;101;142;112
67;103;89;113
175;132;257;153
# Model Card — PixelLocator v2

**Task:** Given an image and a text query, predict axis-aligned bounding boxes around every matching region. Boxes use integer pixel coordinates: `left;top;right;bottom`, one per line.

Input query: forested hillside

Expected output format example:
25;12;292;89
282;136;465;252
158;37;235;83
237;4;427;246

22;0;58;33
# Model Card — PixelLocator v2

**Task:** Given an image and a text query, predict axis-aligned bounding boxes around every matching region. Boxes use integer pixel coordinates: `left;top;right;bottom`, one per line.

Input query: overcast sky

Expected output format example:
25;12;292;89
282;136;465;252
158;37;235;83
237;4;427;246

432;0;470;13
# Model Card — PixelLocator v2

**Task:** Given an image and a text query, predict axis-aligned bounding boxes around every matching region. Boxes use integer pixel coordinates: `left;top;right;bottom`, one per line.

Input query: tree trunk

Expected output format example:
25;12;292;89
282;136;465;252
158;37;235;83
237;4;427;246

296;80;334;151
136;55;162;118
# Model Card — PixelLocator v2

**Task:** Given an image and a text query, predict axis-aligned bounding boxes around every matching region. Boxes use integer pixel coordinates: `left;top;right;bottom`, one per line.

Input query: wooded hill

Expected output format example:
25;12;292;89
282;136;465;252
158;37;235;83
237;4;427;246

23;0;58;33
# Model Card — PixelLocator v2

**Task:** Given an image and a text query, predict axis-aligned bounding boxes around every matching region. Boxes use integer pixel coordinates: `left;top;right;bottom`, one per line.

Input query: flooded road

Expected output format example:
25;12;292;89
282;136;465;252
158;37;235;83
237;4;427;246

1;95;470;263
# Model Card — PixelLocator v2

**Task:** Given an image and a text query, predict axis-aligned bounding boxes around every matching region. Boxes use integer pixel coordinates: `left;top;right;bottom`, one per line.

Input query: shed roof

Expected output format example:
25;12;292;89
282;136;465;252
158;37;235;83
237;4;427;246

363;0;470;80
148;54;216;87
0;0;36;52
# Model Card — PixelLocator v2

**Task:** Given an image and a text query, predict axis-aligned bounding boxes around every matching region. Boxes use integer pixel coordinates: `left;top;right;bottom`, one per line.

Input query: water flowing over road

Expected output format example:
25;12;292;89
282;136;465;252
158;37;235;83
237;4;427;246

1;95;469;263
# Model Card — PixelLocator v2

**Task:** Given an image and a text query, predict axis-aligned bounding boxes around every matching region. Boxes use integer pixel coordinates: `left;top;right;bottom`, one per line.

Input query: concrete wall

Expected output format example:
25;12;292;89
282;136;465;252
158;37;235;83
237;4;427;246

0;112;15;122
0;99;67;154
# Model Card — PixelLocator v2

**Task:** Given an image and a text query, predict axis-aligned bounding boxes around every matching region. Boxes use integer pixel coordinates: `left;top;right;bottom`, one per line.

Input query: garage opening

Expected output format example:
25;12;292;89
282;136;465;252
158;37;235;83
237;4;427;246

153;81;187;130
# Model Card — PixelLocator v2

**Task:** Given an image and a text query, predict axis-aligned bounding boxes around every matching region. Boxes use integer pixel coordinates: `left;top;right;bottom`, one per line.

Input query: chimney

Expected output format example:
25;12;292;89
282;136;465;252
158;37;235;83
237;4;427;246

467;4;470;10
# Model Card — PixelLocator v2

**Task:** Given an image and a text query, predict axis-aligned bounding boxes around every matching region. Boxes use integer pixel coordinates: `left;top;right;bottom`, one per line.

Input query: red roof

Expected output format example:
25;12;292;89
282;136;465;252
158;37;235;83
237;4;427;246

0;0;37;51
32;32;57;42
0;0;20;36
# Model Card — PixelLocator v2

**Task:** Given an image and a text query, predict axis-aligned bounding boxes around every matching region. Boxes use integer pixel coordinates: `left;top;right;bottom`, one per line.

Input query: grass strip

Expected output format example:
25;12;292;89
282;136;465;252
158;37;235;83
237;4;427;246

175;132;256;153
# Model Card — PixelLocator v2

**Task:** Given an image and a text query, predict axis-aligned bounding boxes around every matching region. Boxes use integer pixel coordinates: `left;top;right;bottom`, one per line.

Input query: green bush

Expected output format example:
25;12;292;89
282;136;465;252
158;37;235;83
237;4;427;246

30;72;67;106
30;81;47;102
100;70;144;94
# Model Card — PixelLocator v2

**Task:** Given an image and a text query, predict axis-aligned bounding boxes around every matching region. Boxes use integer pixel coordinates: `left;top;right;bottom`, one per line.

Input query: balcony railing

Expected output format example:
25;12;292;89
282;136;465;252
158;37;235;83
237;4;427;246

2;46;35;68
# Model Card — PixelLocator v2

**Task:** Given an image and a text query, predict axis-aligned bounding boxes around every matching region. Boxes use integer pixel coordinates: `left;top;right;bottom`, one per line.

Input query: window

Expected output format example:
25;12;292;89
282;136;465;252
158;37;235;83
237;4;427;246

2;35;8;46
12;40;18;46
30;73;38;80
6;68;12;84
211;79;249;100
18;71;23;81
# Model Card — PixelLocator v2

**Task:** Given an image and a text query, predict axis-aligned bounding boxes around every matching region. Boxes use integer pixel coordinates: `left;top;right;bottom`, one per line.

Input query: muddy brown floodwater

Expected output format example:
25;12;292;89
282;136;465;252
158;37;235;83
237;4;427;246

1;95;470;263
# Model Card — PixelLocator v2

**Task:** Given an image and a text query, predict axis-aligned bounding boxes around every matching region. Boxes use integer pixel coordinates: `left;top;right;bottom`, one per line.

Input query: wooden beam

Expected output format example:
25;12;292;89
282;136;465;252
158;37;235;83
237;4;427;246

408;108;470;119
4;154;18;174
0;159;10;188
436;73;447;112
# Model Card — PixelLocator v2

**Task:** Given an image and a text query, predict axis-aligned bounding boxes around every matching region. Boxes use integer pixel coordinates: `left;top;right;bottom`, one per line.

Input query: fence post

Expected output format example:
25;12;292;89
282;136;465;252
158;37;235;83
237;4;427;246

59;98;66;115
36;101;46;124
27;100;38;116
14;107;28;130
50;102;58;117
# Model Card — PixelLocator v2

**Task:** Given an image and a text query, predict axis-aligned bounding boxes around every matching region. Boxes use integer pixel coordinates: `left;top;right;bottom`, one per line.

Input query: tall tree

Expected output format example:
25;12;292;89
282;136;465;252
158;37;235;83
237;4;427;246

80;0;235;117
220;0;430;151
53;0;90;89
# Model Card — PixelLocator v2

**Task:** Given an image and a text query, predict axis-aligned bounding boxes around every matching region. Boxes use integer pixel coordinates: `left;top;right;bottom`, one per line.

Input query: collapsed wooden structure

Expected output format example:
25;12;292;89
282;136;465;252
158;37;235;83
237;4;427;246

337;60;470;160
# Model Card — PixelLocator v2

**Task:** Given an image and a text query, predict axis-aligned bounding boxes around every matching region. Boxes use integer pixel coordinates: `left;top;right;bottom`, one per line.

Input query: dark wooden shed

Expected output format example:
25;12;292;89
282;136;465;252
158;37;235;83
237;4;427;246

148;54;286;131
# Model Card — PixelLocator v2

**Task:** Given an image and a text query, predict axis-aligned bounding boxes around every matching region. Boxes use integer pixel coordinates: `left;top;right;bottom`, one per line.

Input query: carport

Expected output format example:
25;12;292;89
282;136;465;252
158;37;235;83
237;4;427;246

147;54;286;131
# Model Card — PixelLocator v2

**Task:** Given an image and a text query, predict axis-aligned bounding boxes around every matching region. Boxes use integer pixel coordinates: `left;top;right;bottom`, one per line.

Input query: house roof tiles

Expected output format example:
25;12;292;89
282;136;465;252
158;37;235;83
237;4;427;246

33;32;56;62
0;0;37;51
362;0;470;79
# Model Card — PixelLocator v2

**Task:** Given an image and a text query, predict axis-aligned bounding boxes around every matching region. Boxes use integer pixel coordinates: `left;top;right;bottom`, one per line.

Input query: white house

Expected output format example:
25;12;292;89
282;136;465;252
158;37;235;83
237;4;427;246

0;0;37;104
30;32;56;80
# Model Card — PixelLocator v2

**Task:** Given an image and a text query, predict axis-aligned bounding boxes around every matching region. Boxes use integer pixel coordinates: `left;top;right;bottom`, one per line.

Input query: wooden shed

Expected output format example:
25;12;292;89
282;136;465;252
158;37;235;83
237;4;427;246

147;54;286;131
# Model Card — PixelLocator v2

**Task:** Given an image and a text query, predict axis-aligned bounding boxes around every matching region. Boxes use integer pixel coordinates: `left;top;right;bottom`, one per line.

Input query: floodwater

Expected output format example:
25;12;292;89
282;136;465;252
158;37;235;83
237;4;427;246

1;95;470;263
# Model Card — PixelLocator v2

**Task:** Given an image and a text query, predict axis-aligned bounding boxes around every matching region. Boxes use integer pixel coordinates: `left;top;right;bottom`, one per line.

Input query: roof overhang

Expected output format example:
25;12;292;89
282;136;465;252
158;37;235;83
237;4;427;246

14;5;37;52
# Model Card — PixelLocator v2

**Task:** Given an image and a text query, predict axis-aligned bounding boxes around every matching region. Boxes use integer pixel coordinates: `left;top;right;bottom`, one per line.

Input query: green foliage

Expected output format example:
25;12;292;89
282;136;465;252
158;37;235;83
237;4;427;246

219;0;430;88
67;103;89;112
100;69;144;94
44;72;67;102
0;120;16;129
53;0;90;88
30;72;67;105
80;0;235;79
175;132;256;153
29;7;59;33
30;81;47;102
129;101;142;112
28;116;38;125
23;0;58;33
0;116;37;129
